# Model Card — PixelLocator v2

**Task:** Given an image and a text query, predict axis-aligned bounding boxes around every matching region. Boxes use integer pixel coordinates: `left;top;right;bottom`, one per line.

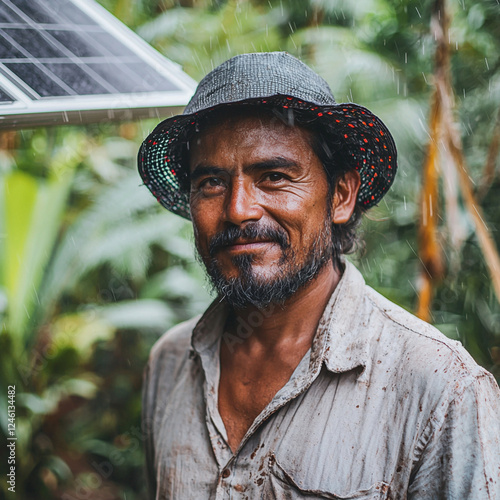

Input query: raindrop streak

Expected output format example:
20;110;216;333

415;7;422;18
407;279;418;297
364;259;372;273
33;285;40;305
472;205;489;231
485;58;490;70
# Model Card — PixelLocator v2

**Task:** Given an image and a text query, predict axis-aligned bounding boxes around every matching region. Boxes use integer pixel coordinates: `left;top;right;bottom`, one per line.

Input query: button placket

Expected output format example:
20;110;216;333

214;459;235;499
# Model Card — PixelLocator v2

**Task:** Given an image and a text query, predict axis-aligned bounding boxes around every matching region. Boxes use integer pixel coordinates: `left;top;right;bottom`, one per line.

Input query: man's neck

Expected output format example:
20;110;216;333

225;261;342;354
218;260;343;452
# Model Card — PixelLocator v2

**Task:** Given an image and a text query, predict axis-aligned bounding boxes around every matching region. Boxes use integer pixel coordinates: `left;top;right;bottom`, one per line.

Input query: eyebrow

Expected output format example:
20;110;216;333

245;157;301;174
190;157;301;183
190;165;227;183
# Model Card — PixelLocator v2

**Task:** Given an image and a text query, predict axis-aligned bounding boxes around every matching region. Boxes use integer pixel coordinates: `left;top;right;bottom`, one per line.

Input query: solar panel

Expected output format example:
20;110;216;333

0;84;13;102
0;0;196;129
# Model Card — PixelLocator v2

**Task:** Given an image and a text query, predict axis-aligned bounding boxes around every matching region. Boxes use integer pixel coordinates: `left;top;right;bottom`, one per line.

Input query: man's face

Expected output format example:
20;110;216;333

188;109;335;308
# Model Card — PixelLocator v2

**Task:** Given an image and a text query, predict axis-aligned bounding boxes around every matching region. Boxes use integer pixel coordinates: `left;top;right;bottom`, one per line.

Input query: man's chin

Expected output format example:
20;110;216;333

214;265;281;284
213;280;285;310
204;263;285;309
206;263;322;310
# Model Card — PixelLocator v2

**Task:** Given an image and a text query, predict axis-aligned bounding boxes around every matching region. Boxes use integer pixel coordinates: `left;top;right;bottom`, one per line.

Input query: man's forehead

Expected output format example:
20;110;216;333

192;104;306;137
188;106;317;168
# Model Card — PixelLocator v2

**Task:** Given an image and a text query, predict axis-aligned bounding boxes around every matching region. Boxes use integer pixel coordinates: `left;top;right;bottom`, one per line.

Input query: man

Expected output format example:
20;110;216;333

138;52;500;499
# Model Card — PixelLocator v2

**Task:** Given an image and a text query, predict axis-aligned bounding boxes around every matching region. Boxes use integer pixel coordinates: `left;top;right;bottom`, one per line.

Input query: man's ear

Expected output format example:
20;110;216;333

331;170;361;224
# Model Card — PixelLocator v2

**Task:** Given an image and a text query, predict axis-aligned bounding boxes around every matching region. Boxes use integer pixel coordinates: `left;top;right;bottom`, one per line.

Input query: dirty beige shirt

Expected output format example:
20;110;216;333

142;261;500;499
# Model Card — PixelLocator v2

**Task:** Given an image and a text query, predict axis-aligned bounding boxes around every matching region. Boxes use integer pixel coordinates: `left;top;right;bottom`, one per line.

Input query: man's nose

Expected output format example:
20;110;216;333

224;179;263;225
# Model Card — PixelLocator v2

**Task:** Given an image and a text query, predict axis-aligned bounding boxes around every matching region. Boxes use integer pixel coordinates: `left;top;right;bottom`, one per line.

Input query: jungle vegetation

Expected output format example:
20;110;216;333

0;0;499;498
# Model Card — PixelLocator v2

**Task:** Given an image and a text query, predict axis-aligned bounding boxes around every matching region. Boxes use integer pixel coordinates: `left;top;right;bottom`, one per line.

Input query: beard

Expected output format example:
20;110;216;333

195;214;336;309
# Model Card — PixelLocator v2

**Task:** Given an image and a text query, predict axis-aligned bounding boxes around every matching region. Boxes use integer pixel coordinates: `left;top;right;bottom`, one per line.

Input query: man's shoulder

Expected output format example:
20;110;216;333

363;285;488;386
148;315;201;367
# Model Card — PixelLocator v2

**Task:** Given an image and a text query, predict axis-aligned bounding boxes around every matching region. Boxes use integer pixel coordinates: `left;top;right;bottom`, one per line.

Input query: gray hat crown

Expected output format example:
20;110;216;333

184;52;337;115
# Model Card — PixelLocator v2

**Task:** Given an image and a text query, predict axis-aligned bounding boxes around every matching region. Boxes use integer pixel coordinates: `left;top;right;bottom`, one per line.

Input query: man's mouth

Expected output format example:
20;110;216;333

222;239;276;253
208;224;289;257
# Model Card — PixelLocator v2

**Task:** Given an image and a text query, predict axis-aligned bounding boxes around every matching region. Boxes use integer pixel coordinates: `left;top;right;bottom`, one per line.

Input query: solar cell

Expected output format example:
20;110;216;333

12;0;60;24
51;0;98;25
4;62;71;96
44;62;112;95
87;62;148;94
0;85;14;102
49;30;105;58
90;31;137;57
0;34;24;58
0;4;22;23
127;62;180;92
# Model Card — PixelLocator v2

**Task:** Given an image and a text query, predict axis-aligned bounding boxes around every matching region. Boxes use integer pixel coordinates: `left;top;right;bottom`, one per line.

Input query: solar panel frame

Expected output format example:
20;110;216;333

0;0;197;129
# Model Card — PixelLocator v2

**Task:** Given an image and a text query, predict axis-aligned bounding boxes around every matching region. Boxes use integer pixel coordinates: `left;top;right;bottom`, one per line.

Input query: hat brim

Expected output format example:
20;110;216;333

138;95;397;220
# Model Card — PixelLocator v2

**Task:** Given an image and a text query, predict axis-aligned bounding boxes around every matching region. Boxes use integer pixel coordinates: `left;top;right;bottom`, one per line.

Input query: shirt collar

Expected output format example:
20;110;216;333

317;260;372;382
191;260;371;382
191;296;229;356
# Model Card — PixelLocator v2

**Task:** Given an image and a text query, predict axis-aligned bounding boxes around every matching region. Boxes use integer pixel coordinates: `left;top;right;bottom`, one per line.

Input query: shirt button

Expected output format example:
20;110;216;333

221;468;231;479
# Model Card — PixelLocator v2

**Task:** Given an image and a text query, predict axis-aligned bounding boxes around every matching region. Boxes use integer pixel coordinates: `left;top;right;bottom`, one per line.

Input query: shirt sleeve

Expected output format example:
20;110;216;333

408;371;500;499
142;358;157;500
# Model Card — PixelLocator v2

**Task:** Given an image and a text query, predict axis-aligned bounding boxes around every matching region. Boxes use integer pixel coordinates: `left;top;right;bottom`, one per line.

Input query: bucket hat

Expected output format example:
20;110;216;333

138;52;397;219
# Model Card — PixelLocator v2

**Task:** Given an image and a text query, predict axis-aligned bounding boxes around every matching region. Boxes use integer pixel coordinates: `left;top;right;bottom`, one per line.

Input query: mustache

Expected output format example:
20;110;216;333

208;223;289;256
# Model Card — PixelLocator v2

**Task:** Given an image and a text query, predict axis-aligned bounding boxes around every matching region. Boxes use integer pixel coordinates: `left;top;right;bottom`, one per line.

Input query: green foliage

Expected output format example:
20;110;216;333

137;0;283;79
0;124;211;498
0;0;499;498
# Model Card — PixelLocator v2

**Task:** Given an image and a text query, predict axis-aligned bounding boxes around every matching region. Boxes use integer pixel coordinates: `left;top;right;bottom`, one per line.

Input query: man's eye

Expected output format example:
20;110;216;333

265;173;285;182
198;177;224;189
206;177;222;186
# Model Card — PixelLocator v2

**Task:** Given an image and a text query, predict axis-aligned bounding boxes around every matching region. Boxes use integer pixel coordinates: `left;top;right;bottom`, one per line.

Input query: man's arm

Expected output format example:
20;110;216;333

142;358;157;499
408;370;500;499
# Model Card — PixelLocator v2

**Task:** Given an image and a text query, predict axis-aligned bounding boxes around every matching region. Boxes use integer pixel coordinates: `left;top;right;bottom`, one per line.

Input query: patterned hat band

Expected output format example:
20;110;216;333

138;52;398;220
